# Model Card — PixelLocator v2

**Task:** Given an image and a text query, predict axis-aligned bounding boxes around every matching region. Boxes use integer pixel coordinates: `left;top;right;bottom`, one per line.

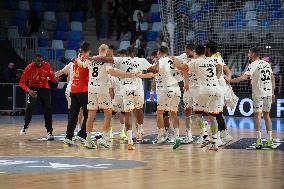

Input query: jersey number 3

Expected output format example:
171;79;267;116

92;67;98;77
206;68;214;78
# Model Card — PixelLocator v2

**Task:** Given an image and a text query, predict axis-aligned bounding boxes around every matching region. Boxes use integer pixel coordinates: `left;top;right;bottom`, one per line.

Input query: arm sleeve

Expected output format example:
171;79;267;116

61;63;72;74
19;65;31;92
47;64;58;83
244;64;255;76
139;58;152;71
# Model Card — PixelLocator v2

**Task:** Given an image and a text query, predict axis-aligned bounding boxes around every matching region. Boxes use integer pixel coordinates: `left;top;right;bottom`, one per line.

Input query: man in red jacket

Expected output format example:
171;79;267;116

19;54;58;140
63;42;90;145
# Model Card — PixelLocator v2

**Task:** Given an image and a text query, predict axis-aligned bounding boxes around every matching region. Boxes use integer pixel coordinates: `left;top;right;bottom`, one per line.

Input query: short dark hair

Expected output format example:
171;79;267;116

108;45;115;50
249;47;261;56
35;54;43;58
118;49;127;55
205;40;218;54
195;44;205;55
185;43;195;51
158;46;168;54
127;47;135;56
80;42;91;52
151;50;158;57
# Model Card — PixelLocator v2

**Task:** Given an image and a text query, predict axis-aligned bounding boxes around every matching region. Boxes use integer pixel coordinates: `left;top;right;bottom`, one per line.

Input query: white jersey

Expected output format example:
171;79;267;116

81;57;113;90
109;76;122;95
158;56;181;88
61;62;74;90
244;59;273;98
113;57;152;91
190;57;219;88
209;53;227;87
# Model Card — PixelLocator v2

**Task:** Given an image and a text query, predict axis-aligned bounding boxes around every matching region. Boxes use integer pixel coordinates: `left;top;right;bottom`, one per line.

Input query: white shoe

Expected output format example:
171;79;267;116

196;134;204;144
183;135;194;143
217;131;224;147
84;140;97;149
97;138;110;148
221;130;233;145
74;135;87;144
157;135;166;144
63;138;74;145
20;127;27;136
47;132;54;141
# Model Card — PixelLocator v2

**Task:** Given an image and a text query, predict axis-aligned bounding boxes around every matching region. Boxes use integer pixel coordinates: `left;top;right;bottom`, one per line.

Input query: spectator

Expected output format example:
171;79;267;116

2;63;17;83
134;12;144;39
137;41;147;58
120;27;132;41
135;34;143;49
27;8;41;37
116;6;129;40
59;57;68;82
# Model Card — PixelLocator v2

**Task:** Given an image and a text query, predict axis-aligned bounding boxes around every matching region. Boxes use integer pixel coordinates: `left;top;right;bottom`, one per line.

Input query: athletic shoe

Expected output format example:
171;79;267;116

109;127;114;139
173;138;181;149
221;130;233;145
97;138;110;148
207;142;218;151
200;135;210;148
255;139;263;149
120;129;127;140
84;140;97;149
196;135;204;144
183;135;194;143
157;135;166;144
165;128;175;143
63;138;74;145
127;143;135;150
264;139;274;148
20;127;27;136
74;135;86;144
136;131;143;141
217;131;224;147
47;132;54;141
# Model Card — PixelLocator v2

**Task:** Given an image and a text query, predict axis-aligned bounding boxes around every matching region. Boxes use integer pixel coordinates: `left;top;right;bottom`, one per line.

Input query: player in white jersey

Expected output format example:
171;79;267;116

78;44;136;149
55;61;83;132
185;44;223;150
205;41;233;146
91;47;156;150
230;47;275;149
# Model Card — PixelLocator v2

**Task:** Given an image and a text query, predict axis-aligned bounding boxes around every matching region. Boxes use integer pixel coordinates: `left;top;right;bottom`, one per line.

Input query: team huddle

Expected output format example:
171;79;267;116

19;40;276;151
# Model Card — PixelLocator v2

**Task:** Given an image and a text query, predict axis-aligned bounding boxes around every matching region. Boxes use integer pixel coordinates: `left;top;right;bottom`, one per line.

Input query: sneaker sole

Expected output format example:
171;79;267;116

200;141;210;148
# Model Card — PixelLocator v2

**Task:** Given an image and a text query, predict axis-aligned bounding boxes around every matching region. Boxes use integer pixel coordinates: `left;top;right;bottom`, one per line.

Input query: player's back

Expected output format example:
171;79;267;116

192;57;219;88
158;56;180;87
88;60;112;89
249;60;273;97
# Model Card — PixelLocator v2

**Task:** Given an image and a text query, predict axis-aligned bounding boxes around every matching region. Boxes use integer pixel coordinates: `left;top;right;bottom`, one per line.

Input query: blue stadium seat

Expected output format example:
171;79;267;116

223;20;234;29
52;40;64;49
4;0;17;10
119;41;130;50
150;4;160;13
44;11;56;22
38;48;49;60
271;10;282;20
178;4;189;14
256;1;267;12
151;22;162;32
65;49;77;61
71;21;83;31
150;12;161;22
186;31;195;41
67;40;80;50
244;1;255;11
245;11;257;21
38;38;49;47
140;22;149;31
247;20;258;27
68;31;81;42
196;31;206;42
146;31;158;42
190;3;201;14
234;11;245;22
269;0;281;11
261;18;272;27
203;1;214;13
56;21;69;32
18;1;30;11
54;49;63;59
16;10;28;21
33;2;44;13
53;31;65;40
71;11;84;22
191;11;202;22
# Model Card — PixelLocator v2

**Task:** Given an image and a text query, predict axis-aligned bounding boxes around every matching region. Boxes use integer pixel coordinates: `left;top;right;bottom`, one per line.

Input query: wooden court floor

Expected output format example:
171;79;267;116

0;115;283;189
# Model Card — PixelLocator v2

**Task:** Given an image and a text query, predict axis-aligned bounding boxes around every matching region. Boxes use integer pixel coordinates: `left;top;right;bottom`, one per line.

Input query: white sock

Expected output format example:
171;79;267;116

257;131;261;140
268;131;272;140
158;128;165;137
137;124;143;132
174;128;179;138
87;132;91;141
202;127;208;136
127;130;133;144
212;134;217;143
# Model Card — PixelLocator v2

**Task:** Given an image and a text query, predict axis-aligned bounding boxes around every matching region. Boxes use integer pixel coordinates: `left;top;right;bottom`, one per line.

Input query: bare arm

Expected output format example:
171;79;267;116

109;88;115;100
216;64;222;79
137;72;157;78
271;73;276;102
107;68;136;78
171;56;189;72
223;64;232;82
230;74;250;83
183;70;190;91
90;56;115;64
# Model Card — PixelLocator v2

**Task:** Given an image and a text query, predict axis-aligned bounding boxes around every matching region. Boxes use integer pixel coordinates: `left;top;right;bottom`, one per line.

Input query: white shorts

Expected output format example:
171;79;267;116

65;84;71;109
122;89;144;112
87;89;112;110
112;95;124;112
157;86;181;112
253;96;272;113
183;86;195;109
193;86;223;114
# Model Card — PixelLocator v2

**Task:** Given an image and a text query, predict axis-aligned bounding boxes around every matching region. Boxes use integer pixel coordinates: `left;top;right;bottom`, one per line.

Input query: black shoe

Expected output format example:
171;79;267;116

47;132;54;140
